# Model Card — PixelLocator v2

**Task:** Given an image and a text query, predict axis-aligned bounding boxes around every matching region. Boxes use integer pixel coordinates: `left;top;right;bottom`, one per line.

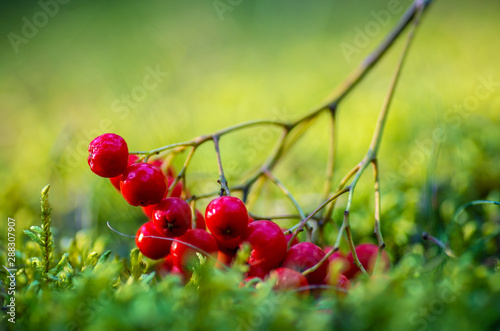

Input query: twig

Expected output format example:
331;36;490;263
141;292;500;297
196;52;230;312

287;188;350;248
263;170;312;239
372;159;384;246
167;146;197;198
213;136;230;196
305;0;428;277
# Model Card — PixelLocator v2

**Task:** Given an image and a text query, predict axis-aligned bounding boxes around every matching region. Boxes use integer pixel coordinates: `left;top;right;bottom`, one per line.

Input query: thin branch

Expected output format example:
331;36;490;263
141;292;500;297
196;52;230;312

213;136;230;196
263;170;312;237
263;170;306;221
313;0;428;277
167;146;197;198
287;188;350;248
249;213;323;222
372;159;384;246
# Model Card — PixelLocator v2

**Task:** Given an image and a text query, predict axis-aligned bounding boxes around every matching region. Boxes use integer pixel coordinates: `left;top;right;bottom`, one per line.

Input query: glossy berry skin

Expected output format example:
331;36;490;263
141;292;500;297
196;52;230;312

109;155;139;191
88;133;129;178
281;242;328;285
241;221;287;273
170;229;218;272
205;196;249;241
120;163;167;206
135;221;172;260
153;198;191;238
142;180;182;219
270;268;309;293
345;243;390;279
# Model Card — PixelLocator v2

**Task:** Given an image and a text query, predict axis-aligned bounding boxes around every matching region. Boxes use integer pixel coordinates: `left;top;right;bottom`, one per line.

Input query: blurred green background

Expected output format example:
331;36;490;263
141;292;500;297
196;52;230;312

0;0;499;260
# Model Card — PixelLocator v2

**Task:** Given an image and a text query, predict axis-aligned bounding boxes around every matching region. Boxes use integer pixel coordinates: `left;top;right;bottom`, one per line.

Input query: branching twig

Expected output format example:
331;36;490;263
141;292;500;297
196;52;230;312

287;188;350;248
304;0;429;277
123;0;434;277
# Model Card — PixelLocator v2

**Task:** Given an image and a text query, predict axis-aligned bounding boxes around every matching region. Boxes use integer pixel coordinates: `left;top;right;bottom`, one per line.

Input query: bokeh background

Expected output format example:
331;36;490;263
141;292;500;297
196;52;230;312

1;0;499;260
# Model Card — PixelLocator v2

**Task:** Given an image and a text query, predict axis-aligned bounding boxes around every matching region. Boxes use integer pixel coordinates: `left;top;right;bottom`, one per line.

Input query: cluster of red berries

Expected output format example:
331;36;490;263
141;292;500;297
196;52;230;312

88;133;390;294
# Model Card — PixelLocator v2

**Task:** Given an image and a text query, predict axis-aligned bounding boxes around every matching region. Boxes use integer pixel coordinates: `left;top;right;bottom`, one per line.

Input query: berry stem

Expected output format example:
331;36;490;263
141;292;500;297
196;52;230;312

189;200;197;230
321;163;361;230
213;136;230;196
241;128;289;205
287;187;350;249
310;1;427;277
249;213;323;222
167;146;197;198
126;0;432;268
372;159;384;247
263;170;312;237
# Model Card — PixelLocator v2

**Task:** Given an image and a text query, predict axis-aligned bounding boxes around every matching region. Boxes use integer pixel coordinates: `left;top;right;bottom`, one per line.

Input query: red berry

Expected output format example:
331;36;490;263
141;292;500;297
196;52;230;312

344;243;390;279
194;209;206;230
205;196;249;241
170;229;218;272
109;155;139;191
162;254;175;271
324;247;350;275
166;166;176;178
323;272;351;297
241;220;287;273
135;221;172;260
165;176;183;198
152;198;191;238
157;255;186;281
215;235;243;255
270;268;309;293
283;228;299;247
336;274;351;291
247;264;270;279
88;133;129;178
217;250;235;267
281;242;328;285
214;215;255;255
120;163;167;206
148;159;163;168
